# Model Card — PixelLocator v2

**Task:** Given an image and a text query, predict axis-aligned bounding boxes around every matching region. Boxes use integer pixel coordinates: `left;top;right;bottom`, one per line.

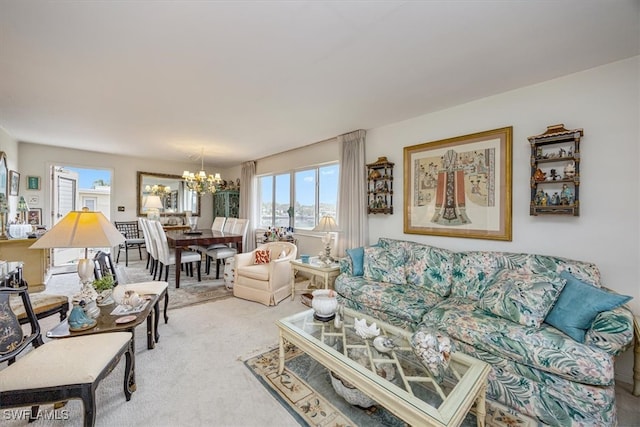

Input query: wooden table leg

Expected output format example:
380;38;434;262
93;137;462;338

475;382;487;427
290;267;298;301
278;332;285;375
175;246;182;288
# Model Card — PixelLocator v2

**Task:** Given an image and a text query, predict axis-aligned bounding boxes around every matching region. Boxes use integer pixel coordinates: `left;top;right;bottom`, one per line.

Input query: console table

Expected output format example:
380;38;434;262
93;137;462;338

0;238;48;291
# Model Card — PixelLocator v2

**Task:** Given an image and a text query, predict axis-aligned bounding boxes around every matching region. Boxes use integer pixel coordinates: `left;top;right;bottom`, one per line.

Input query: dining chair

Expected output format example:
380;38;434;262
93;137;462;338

150;220;202;283
0;283;134;427
139;218;159;277
93;251;169;344
205;218;250;278
114;221;146;267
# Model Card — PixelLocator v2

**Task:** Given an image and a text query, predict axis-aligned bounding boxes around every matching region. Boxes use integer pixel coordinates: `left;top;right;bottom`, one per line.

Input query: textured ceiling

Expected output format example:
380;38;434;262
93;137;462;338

0;1;638;167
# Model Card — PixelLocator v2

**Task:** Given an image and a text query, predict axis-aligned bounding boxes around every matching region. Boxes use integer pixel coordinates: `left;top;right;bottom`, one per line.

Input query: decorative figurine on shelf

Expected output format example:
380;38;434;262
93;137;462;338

551;192;560;206
533;168;547;182
535;189;545;206
549;169;561;181
558;147;567;158
564;161;576;179
561;184;574;205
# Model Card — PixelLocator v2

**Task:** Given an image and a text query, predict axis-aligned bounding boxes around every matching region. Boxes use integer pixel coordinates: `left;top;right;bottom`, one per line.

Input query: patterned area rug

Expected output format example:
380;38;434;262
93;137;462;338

245;344;535;427
117;259;233;310
45;258;233;311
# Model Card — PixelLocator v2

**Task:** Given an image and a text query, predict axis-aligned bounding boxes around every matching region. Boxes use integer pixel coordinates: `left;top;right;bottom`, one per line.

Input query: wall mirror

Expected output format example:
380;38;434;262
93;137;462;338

0;152;7;199
137;171;201;217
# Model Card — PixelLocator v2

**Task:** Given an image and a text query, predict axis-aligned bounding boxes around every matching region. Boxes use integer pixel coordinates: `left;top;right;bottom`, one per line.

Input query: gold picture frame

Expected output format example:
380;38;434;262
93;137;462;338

403;126;512;241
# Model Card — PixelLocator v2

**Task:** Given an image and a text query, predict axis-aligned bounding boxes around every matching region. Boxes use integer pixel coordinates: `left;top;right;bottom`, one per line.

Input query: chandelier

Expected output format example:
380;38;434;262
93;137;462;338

182;148;222;195
145;184;171;196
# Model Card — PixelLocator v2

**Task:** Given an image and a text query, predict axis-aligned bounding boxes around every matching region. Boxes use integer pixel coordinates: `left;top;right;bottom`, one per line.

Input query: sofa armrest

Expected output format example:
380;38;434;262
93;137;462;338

585;305;634;356
235;252;254;268
339;257;353;275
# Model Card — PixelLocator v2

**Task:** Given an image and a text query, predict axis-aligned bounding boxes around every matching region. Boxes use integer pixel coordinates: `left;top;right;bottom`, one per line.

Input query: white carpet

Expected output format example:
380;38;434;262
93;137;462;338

4;296;304;427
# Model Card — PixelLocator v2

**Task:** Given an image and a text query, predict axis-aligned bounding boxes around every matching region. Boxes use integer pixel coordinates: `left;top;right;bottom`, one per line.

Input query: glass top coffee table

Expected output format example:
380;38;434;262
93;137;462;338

276;307;490;427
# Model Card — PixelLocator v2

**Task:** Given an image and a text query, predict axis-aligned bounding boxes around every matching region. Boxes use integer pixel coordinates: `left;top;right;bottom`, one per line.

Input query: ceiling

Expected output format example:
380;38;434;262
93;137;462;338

0;1;638;168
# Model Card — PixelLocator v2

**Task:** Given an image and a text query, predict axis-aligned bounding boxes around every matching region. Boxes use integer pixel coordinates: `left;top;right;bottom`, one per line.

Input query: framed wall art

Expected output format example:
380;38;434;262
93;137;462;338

9;170;20;196
403;126;512;241
27;175;41;190
27;208;42;226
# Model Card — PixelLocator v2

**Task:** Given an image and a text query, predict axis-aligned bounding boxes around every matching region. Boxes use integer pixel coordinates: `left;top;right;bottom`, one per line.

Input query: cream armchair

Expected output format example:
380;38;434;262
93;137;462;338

233;242;297;306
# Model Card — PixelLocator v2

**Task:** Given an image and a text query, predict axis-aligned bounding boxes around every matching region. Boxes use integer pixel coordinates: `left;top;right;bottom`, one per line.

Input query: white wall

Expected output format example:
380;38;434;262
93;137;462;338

17;143;237;228
0;126;21;215
366;57;639;383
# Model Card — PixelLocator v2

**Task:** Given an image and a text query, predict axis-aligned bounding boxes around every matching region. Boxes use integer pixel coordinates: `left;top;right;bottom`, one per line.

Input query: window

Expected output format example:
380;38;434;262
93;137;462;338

259;163;339;230
82;197;97;211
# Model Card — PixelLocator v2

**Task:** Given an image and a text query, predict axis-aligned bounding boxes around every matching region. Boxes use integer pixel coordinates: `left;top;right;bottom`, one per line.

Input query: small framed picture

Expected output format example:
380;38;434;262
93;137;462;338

27;176;40;190
9;170;20;196
28;208;42;225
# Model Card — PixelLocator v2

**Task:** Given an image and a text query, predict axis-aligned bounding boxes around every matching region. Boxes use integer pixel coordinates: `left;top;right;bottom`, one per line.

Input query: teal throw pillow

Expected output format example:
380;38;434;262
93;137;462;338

544;271;632;343
346;247;365;276
478;270;566;328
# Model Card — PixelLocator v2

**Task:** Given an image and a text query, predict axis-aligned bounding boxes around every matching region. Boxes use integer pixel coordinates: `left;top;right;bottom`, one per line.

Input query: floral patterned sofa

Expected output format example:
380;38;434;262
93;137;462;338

334;237;634;426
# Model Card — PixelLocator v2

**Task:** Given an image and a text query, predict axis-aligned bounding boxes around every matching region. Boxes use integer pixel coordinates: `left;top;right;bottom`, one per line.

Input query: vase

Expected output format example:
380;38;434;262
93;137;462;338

311;289;337;321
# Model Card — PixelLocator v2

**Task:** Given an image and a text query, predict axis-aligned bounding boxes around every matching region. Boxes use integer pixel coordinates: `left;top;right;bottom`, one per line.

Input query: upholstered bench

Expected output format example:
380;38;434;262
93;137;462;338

10;292;69;324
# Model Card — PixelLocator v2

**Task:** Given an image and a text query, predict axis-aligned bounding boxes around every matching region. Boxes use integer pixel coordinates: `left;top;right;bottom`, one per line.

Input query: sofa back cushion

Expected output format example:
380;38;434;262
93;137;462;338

404;243;454;297
478;270;566;328
363;246;406;285
451;251;602;301
378;238;453;296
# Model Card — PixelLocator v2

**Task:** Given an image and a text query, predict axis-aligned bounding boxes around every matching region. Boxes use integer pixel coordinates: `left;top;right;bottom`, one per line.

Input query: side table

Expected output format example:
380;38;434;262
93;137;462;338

290;259;340;301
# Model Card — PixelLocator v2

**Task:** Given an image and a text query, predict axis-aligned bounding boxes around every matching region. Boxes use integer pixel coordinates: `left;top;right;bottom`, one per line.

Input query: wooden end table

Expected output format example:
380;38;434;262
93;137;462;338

289;258;340;301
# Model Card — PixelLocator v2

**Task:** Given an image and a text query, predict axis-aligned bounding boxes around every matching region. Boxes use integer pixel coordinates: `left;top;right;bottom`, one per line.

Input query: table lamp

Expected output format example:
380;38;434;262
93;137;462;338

29;208;125;315
144;195;163;221
313;215;340;263
17;196;29;223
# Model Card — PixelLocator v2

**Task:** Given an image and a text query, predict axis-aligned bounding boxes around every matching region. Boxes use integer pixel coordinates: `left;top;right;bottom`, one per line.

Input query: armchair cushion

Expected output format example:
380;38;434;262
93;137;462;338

237;264;270;281
255;250;271;264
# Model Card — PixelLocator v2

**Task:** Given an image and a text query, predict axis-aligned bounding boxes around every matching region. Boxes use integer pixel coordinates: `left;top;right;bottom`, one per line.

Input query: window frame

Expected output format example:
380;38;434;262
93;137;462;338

258;161;339;230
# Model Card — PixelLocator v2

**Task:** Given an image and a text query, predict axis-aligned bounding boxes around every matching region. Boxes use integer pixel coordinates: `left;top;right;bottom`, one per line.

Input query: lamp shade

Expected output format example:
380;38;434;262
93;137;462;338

29;208;125;249
313;215;340;233
143;195;164;209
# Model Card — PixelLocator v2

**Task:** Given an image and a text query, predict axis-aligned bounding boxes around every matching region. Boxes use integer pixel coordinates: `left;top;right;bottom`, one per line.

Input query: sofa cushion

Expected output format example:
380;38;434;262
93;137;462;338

422;298;615;386
545;271;632;343
478;270;566;328
363;246;405;285
405;244;453;297
346;246;365;276
451;251;601;301
335;275;443;326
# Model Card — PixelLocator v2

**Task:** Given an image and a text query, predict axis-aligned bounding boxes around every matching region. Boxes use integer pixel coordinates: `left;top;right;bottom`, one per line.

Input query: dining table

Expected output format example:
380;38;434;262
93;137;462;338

165;229;244;288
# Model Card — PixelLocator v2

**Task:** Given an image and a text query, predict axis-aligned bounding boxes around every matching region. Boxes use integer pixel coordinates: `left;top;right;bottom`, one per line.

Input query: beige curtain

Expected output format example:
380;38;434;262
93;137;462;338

337;130;368;256
239;161;257;252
